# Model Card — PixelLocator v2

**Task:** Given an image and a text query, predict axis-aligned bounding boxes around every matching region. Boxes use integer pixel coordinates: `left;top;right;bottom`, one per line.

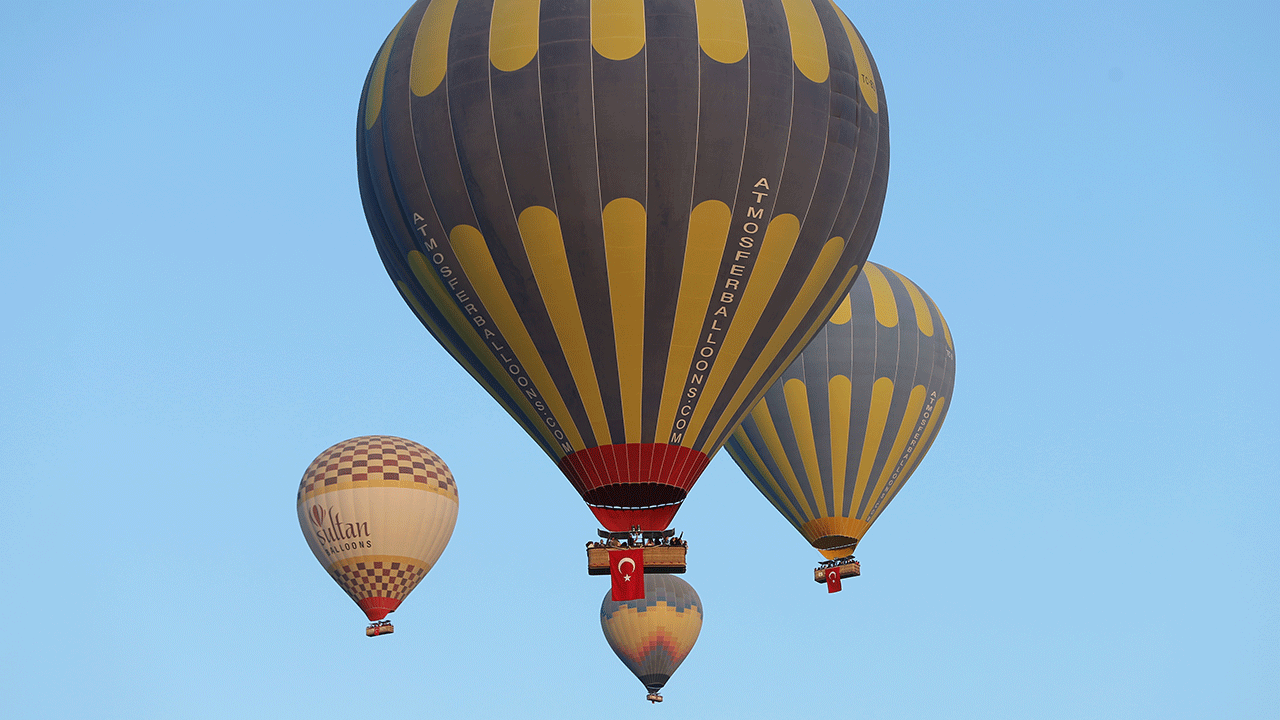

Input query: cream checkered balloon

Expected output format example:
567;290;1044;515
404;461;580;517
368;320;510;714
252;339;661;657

297;436;458;623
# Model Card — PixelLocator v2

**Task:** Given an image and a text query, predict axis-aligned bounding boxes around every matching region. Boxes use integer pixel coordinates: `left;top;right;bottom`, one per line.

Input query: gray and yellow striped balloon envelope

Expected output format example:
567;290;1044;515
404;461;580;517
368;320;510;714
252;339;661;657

600;574;703;696
357;0;889;532
725;263;955;558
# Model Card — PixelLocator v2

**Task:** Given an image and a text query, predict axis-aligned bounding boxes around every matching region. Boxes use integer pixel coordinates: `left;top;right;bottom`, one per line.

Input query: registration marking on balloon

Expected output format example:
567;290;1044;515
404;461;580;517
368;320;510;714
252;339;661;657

409;214;575;455
669;176;776;445
868;389;940;523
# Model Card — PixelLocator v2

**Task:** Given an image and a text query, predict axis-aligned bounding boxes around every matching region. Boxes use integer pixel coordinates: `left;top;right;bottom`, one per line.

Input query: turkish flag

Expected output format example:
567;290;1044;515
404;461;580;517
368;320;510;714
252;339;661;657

826;567;843;593
609;548;645;601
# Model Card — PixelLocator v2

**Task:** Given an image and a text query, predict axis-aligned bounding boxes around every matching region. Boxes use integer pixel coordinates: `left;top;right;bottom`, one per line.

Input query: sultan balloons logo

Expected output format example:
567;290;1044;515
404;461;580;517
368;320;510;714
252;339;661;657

309;505;324;528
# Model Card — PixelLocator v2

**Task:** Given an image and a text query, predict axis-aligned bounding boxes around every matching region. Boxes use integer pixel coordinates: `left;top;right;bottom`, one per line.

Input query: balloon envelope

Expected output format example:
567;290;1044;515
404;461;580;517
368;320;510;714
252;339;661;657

357;0;889;530
600;574;703;695
725;263;955;557
297;436;459;621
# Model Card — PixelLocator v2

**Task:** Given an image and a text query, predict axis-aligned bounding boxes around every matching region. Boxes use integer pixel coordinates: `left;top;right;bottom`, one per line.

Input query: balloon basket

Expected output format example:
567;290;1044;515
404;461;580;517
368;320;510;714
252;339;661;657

646;693;663;704
366;620;394;637
587;528;687;575
814;558;861;583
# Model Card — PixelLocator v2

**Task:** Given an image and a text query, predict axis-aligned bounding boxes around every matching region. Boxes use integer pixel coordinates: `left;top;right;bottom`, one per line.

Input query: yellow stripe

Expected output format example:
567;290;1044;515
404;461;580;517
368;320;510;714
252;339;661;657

518;206;612;444
656;200;732;439
409;0;462;96
300;478;461;501
780;0;829;83
876;396;949;514
591;0;645;61
395;278;559;454
603;199;647;443
938;306;954;350
730;427;807;527
862;264;898;327
449;224;587;450
827;374;852;517
851;376;894;518
865;384;928;516
698;236;846;452
828;293;852;324
684;214;800;446
762;263;859;386
896;395;947;488
888;267;934;337
828;0;878;112
405;255;565;455
730;263;860;450
784;378;826;514
749;397;816;523
490;0;541;72
694;0;748;64
363;12;410;129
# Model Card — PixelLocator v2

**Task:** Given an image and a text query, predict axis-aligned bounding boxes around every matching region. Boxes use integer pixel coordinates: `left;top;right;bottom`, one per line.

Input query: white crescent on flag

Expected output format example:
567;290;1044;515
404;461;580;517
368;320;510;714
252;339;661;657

619;557;636;573
828;570;839;582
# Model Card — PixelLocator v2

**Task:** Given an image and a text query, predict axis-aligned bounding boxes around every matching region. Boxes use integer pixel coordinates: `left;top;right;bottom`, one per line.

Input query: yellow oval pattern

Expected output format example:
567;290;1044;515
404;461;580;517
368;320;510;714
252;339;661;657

491;0;541;72
828;290;852;324
694;0;748;64
784;378;826;512
888;268;934;337
410;0;462;97
518;206;612;443
656;200;733;439
828;0;878;112
592;0;646;61
780;0;829;84
938;308;954;350
449;223;587;451
364;12;410;129
861;263;898;328
602;198;647;442
827;374;852;514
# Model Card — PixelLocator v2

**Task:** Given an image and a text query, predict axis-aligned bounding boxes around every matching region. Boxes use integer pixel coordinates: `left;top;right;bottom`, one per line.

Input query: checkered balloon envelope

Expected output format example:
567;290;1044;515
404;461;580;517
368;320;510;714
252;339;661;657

297;436;458;632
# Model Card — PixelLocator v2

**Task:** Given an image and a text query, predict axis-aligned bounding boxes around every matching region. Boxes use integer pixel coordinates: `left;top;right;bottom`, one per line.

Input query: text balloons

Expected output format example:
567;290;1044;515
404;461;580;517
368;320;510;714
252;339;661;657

725;264;954;557
297;436;459;627
358;0;888;530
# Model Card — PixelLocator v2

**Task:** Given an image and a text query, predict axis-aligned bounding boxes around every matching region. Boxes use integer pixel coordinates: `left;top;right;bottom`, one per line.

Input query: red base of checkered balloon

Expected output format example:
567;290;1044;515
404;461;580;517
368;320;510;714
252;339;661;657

357;596;402;622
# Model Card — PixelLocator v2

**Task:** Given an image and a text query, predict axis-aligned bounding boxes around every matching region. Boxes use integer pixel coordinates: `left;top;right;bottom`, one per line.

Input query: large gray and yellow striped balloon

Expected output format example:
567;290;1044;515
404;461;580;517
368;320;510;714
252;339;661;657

357;0;889;531
725;263;955;558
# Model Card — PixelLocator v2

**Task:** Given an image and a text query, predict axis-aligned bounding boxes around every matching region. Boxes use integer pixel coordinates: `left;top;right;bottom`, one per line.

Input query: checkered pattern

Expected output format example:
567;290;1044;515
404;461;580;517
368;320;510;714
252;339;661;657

329;559;428;602
297;435;457;501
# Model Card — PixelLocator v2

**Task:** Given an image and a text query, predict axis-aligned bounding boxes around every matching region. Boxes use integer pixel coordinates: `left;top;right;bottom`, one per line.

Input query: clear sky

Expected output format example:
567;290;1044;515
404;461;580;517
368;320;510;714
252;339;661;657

1;1;1276;718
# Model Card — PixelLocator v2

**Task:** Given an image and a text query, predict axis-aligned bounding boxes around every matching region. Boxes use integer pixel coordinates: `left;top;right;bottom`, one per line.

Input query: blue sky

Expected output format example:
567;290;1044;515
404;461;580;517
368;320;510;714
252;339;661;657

1;1;1276;718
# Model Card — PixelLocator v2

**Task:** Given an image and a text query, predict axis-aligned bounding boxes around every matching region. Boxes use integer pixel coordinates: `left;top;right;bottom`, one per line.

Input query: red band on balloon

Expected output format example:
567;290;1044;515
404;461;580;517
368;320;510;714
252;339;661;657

558;444;710;531
357;596;402;622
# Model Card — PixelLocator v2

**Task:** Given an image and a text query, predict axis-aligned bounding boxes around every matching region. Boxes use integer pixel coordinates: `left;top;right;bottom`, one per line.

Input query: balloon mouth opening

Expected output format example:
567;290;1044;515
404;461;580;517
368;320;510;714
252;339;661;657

813;535;858;551
588;502;683;532
583;483;687;509
357;597;402;622
814;537;858;559
639;674;670;693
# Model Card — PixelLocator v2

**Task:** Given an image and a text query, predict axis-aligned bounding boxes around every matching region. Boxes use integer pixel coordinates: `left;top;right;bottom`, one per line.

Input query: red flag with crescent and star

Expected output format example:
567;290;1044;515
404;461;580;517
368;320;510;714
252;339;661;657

609;548;645;601
826;567;843;593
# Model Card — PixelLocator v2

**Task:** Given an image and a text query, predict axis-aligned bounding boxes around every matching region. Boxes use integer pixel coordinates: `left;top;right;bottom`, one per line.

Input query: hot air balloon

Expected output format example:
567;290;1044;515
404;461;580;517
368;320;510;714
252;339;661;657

600;574;703;703
297;436;459;635
725;263;954;582
357;0;889;533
